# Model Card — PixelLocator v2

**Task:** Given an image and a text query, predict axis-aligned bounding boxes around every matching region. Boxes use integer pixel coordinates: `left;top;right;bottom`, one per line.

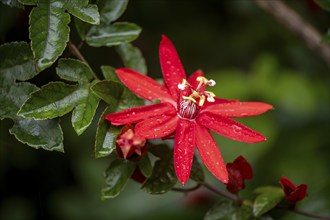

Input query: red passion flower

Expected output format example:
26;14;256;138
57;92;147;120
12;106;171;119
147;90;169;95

106;35;273;185
280;176;308;203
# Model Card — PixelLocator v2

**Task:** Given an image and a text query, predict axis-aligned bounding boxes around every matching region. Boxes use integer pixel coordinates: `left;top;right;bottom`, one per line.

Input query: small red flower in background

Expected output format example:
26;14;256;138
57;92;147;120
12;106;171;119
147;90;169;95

130;167;147;183
226;155;253;193
106;35;273;185
116;124;146;160
280;176;308;203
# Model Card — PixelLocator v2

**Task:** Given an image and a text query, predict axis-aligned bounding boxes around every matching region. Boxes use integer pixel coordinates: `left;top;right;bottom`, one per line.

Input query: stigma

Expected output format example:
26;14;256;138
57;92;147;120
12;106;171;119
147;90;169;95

177;76;216;119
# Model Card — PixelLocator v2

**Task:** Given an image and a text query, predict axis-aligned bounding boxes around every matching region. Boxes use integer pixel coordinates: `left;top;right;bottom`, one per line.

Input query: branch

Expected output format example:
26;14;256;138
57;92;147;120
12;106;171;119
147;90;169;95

277;205;330;220
67;41;100;80
171;180;330;219
202;182;241;203
253;0;330;67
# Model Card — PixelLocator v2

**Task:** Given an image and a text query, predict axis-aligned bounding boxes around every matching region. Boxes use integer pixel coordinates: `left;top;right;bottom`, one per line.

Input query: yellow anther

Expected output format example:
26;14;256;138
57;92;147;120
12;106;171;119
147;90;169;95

191;91;200;98
205;91;216;97
198;95;206;106
196;76;209;84
182;96;197;103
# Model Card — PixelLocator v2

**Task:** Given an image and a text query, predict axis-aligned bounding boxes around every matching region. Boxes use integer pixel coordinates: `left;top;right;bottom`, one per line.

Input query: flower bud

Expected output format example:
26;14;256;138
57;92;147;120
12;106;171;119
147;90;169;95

225;155;253;193
116;124;146;160
279;176;308;203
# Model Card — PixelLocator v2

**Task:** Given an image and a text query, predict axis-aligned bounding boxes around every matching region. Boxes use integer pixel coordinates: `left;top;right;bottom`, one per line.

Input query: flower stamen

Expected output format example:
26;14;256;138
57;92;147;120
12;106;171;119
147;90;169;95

182;95;197;103
178;79;189;90
177;76;217;119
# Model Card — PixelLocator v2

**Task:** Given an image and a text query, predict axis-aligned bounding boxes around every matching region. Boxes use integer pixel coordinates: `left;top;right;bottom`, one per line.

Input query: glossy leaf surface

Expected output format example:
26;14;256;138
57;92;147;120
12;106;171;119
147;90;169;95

72;83;100;135
29;1;70;70
10;118;64;152
86;22;141;47
101;159;135;199
56;58;93;83
18;82;86;119
116;43;147;74
253;187;284;217
204;200;252;220
95;107;122;158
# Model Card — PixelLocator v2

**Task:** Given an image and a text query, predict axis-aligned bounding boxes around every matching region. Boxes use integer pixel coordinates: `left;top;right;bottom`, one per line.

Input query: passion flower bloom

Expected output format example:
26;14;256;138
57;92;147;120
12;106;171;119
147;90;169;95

279;176;308;203
106;35;272;185
226;155;253;193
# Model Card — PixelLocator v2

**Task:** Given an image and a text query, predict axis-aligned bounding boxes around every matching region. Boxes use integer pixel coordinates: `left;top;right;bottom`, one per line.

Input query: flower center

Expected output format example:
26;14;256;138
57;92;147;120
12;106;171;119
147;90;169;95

177;76;216;119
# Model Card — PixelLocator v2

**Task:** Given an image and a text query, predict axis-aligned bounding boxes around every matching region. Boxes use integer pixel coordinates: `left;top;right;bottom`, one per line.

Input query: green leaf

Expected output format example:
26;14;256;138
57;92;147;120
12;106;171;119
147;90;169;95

56;58;93;83
72;82;100;135
190;157;205;183
10;118;64;152
18;82;87;119
116;43;147;74
18;0;35;5
95;107;122;158
1;0;24;8
99;0;128;24
100;65;119;81
0;42;38;82
29;1;70;71
86;22;142;47
314;0;330;12
204;200;252;220
101;159;135;199
141;154;177;194
74;17;91;41
137;154;152;177
99;67;144;110
0;82;38;120
91;80;124;107
65;1;100;25
253;187;284;217
118;88;144;110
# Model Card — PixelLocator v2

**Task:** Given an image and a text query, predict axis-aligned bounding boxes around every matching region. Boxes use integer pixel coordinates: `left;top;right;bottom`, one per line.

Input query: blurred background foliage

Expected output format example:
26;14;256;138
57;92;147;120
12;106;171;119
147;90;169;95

0;0;329;220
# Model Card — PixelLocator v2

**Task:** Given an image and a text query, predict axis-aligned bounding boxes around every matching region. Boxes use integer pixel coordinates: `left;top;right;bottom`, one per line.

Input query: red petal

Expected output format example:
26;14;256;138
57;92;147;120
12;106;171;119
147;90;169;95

287;184;308;203
159;35;186;100
174;119;195;186
279;176;297;196
203;102;273;117
226;163;244;193
195;124;228;183
196;112;266;143
233;156;253;179
135;115;178;139
203;97;238;109
106;103;176;125
188;70;204;91
116;68;174;103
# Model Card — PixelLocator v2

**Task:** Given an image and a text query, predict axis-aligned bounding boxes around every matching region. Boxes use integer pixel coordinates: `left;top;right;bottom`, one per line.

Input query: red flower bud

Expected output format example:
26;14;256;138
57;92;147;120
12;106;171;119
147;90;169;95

226;155;253;193
279;176;308;203
116;124;146;160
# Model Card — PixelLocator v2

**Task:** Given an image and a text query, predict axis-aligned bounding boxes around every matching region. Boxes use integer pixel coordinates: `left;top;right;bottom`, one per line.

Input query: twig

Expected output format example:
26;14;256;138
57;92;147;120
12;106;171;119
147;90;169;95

67;41;99;80
202;182;240;202
173;180;329;219
277;205;330;220
253;0;330;67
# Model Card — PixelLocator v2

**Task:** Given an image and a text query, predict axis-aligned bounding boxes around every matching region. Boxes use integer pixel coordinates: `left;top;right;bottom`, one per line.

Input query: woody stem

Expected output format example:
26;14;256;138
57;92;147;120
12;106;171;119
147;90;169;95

67;41;100;80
